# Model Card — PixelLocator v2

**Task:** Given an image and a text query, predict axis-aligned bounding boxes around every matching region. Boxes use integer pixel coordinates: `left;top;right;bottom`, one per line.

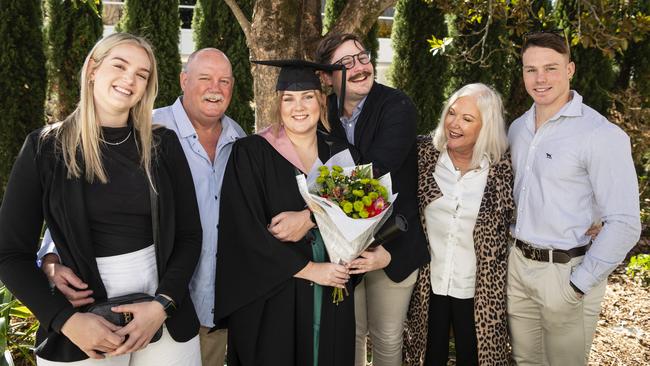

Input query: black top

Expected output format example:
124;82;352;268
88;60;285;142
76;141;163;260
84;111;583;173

324;82;430;283
87;125;152;257
214;132;357;366
0;126;202;362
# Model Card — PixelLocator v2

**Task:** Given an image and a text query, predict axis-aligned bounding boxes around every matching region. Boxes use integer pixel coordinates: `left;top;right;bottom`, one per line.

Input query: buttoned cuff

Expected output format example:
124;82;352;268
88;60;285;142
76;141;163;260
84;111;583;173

570;264;601;294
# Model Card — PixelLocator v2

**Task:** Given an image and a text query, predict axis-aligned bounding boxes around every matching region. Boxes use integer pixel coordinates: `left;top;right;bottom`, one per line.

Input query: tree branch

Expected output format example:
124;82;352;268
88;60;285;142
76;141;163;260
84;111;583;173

224;0;252;42
328;0;397;36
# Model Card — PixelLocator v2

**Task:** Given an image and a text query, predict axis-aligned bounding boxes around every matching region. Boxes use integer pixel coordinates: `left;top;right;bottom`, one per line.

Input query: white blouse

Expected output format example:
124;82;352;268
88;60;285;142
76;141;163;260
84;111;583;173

424;149;489;299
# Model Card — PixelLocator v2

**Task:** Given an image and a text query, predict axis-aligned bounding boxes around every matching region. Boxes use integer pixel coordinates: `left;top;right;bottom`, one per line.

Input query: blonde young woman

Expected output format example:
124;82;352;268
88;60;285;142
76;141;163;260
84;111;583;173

0;33;202;365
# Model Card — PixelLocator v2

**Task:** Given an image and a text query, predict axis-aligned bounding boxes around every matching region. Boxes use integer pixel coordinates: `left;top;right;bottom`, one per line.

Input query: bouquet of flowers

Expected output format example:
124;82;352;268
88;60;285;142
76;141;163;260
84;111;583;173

315;165;389;219
296;153;398;303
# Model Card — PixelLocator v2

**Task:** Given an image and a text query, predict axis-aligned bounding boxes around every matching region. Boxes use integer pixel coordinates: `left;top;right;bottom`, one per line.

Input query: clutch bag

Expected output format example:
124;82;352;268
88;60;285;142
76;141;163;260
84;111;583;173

85;292;162;343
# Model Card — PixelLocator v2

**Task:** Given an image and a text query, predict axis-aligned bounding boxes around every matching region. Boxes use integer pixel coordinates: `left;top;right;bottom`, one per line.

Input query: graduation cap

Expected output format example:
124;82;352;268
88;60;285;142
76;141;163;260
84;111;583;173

252;59;346;116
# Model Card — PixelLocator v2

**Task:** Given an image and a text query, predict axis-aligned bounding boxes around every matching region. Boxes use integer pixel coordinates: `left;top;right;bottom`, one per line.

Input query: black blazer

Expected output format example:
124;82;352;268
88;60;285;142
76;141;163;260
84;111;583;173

0;127;202;362
325;82;430;282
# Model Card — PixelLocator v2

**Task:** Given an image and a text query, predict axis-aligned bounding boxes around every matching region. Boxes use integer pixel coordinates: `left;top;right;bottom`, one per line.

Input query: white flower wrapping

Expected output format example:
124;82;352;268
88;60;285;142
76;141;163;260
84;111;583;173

296;151;398;264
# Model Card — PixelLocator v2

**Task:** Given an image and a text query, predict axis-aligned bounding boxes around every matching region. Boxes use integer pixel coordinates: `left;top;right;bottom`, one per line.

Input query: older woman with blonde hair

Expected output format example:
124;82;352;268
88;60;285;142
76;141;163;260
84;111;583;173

403;83;514;366
0;33;202;364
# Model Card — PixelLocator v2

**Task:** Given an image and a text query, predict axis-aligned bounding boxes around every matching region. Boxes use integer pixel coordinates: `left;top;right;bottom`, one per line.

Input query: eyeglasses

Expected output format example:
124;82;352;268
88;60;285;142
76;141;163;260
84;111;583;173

333;51;371;70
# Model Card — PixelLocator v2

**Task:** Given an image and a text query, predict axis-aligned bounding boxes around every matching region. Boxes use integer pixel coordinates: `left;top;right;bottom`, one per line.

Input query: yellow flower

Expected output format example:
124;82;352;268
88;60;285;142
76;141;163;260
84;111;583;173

353;201;364;212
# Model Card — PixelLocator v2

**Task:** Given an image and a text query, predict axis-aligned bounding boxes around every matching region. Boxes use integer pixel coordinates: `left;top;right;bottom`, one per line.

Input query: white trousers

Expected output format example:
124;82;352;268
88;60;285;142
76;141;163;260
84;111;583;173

507;246;606;366
354;269;418;366
38;245;200;365
37;327;200;366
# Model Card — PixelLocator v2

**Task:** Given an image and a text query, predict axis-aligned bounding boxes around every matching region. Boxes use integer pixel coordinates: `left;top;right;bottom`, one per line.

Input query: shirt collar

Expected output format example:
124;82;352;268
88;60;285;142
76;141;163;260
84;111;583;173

171;97;196;139
339;96;367;121
219;114;243;144
524;90;583;132
171;97;241;143
439;148;490;174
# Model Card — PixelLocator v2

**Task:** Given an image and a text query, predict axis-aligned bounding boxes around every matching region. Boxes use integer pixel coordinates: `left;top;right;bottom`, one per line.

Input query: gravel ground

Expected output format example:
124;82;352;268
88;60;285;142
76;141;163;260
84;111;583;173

588;240;650;366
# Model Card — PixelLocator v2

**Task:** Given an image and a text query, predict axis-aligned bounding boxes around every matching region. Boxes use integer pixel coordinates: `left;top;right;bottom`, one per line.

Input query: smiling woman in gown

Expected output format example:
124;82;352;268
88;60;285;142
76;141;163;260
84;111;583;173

213;60;359;366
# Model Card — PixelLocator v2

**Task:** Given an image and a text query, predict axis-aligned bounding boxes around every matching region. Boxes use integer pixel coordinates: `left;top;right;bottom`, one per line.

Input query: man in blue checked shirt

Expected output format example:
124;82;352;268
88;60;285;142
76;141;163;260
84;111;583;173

507;31;641;365
39;48;246;366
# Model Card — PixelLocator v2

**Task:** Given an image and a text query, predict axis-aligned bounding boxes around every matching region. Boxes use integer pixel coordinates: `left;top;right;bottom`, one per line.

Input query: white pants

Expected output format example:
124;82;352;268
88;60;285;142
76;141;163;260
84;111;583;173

38;245;200;365
354;269;418;366
37;327;200;366
507;246;606;366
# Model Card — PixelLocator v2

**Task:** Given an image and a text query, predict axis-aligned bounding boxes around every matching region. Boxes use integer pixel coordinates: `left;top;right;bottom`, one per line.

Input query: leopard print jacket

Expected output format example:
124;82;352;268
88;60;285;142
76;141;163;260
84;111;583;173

403;135;515;365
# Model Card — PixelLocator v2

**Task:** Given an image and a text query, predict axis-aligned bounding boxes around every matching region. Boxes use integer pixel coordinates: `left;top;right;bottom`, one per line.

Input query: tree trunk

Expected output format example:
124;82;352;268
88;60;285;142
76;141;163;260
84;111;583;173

225;0;396;130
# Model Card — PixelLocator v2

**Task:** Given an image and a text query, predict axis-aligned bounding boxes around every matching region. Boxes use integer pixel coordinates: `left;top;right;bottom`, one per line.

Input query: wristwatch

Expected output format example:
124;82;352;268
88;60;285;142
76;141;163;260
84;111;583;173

153;294;176;318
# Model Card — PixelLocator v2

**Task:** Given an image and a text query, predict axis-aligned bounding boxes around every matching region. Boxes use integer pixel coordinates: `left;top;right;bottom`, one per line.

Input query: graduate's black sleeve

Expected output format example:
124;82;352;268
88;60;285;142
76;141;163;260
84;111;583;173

213;138;310;324
0;132;75;333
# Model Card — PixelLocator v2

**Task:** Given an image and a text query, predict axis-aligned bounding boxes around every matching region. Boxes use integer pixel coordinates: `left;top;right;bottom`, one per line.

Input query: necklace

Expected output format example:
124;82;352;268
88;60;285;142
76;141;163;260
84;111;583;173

101;130;132;146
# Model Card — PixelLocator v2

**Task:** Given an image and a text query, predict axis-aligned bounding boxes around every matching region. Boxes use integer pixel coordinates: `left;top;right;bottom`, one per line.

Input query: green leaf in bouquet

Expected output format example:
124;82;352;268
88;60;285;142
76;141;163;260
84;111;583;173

356;165;372;178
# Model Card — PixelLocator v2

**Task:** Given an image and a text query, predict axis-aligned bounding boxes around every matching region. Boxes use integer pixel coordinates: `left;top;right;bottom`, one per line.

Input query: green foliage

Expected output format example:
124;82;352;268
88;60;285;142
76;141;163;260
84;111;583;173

323;0;345;34
391;0;449;134
0;0;47;200
1;286;37;365
614;1;650;107
323;0;379;69
608;86;650;233
45;0;103;121
446;13;517;112
118;0;182;108
193;0;255;134
626;254;650;286
555;0;617;115
427;0;650;120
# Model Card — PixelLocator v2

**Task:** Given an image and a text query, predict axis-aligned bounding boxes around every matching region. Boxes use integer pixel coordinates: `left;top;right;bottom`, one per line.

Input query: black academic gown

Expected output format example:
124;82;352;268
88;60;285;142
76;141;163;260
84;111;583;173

214;131;358;366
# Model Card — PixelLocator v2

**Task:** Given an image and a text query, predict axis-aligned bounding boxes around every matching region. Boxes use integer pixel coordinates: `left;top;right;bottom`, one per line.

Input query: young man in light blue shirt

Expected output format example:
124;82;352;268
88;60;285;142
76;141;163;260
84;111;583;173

507;31;641;365
40;48;246;366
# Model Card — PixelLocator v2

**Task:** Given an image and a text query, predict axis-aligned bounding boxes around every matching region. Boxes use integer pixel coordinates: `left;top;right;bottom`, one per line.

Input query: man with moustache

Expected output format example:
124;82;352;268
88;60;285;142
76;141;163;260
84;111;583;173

315;33;429;366
39;48;246;366
507;31;640;364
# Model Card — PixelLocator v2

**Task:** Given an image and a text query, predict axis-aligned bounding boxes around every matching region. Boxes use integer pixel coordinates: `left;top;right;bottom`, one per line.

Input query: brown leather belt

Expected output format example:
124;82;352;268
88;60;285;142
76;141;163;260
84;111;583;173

515;239;590;264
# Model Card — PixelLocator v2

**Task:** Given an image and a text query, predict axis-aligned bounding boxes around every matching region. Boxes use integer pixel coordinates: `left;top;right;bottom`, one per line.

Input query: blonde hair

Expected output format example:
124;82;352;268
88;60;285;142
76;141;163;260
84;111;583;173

432;83;508;168
269;89;330;134
43;33;158;185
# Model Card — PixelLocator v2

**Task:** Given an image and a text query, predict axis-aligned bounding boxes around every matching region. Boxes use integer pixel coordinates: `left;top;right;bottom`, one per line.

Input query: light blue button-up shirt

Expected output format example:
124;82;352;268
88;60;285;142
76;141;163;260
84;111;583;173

509;91;641;293
339;97;367;144
153;97;246;326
